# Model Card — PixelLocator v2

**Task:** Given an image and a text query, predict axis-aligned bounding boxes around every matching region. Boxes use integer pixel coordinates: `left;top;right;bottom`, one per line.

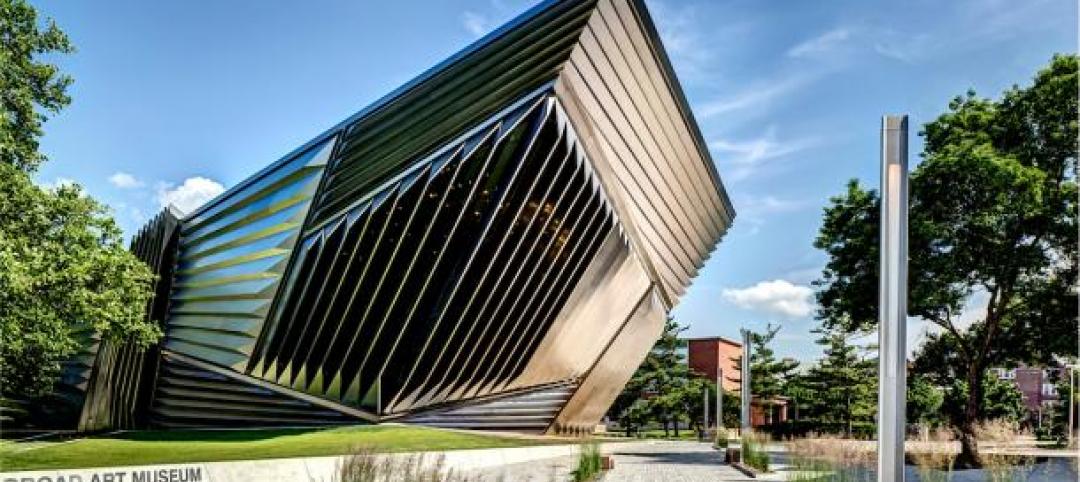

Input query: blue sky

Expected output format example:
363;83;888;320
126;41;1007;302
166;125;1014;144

34;0;1076;363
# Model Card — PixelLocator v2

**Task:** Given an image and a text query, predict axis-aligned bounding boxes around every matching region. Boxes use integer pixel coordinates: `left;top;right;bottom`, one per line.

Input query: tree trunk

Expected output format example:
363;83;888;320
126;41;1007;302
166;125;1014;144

663;419;670;437
955;367;984;468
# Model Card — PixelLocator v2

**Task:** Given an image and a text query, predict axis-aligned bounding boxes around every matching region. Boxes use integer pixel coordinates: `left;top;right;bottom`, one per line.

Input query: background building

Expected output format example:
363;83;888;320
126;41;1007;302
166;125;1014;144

685;336;788;428
61;0;733;436
993;365;1064;426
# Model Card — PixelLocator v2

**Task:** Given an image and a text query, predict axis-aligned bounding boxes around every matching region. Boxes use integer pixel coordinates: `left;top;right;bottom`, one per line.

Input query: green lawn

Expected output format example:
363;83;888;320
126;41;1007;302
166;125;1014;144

0;424;557;471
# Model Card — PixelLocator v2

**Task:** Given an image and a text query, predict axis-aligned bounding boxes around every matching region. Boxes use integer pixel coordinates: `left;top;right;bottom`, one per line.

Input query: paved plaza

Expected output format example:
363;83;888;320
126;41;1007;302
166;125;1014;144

465;440;755;482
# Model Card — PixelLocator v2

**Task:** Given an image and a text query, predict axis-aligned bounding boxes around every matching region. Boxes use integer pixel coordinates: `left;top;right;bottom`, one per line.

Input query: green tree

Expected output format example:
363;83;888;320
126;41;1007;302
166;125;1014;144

942;373;1025;426
813;55;1078;466
0;0;161;400
1;0;74;172
804;331;877;436
1046;367;1077;445
908;375;945;427
742;324;800;402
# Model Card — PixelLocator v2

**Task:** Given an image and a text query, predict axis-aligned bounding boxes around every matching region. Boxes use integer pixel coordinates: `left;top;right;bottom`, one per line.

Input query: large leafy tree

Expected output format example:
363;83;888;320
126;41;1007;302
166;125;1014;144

813;55;1078;466
0;0;160;400
0;0;73;172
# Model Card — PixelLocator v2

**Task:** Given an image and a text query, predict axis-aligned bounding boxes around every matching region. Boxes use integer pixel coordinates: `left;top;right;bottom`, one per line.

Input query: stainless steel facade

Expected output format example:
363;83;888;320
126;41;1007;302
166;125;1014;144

74;0;734;434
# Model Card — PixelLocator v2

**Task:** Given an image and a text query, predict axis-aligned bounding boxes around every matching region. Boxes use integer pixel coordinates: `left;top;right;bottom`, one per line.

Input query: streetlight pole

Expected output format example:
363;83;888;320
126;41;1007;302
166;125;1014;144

717;367;723;438
1069;365;1075;446
703;382;709;440
741;329;752;436
878;115;909;482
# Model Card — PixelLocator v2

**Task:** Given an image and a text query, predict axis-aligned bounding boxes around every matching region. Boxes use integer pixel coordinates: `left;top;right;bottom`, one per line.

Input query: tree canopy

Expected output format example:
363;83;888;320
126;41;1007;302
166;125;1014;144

0;0;74;172
813;54;1078;465
803;330;876;436
0;0;160;400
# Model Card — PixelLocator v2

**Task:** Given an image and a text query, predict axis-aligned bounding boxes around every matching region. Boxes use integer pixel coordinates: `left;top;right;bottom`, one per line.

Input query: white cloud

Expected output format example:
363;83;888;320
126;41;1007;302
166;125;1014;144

462;11;491;37
721;280;812;317
709;127;819;181
722;279;815;318
108;171;143;189
731;194;811;236
156;176;225;214
696;74;813;119
787;28;852;58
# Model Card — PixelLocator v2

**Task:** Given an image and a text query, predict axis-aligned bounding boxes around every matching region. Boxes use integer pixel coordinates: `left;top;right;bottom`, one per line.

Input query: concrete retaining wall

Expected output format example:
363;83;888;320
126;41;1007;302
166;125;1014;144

2;441;643;482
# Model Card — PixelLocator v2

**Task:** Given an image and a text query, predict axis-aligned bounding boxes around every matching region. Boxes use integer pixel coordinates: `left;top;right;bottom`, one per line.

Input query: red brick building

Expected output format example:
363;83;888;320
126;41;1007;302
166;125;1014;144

687;336;743;392
685;336;789;427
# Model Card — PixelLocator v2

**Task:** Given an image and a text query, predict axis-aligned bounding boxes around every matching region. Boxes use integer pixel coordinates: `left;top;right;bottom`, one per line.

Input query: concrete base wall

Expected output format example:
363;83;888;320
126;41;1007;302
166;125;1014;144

2;441;646;482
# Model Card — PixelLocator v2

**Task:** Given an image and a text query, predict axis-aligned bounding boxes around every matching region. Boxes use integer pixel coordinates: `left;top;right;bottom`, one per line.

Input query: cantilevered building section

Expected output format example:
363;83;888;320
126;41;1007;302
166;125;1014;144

73;0;734;435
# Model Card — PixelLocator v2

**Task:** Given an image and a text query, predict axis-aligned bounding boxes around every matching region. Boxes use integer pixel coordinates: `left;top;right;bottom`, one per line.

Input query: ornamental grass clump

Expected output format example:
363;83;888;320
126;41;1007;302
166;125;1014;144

570;442;603;482
976;419;1034;482
786;436;875;482
909;427;956;482
741;432;771;473
336;447;482;482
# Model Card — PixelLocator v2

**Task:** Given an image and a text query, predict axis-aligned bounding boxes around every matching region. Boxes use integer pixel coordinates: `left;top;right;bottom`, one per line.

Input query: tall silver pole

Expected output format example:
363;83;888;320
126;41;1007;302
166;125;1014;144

878;115;909;482
741;329;752;435
717;367;723;434
703;383;709;437
1069;366;1075;446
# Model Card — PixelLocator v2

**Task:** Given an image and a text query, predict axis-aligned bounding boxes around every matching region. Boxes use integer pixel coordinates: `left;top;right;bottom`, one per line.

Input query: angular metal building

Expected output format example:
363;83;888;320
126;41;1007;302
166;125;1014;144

70;0;734;435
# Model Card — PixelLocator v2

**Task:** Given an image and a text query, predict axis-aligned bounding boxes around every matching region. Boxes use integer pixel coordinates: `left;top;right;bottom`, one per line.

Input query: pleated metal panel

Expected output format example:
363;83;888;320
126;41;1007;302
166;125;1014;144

404;381;577;433
554;0;734;306
549;287;666;435
163;138;337;371
72;208;182;431
152;352;359;428
309;0;597;227
248;92;619;416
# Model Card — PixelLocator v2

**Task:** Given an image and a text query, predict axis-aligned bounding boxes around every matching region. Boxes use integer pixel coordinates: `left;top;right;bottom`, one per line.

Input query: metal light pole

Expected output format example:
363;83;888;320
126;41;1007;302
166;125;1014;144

741;329;752;436
703;383;709;440
717;367;723;436
878;115;909;482
1069;366;1075;446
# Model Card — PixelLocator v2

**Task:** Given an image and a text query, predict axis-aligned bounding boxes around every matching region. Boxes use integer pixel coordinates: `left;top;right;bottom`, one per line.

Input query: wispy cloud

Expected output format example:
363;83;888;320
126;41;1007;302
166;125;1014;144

108;171;144;189
787;28;852;58
732;194;812;235
647;0;724;83
696;73;813;119
722;279;815;318
461;11;491;37
709;127;819;181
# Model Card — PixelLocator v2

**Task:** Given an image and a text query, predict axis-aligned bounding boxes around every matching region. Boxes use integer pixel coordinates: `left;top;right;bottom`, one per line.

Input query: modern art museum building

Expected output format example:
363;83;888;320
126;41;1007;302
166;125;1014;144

66;0;734;435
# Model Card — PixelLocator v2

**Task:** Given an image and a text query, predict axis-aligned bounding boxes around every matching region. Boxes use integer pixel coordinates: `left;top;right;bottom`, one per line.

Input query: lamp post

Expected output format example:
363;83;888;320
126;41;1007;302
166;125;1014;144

878;115;909;482
717;367;723;437
703;382;709;440
741;329;752;436
1069;365;1075;446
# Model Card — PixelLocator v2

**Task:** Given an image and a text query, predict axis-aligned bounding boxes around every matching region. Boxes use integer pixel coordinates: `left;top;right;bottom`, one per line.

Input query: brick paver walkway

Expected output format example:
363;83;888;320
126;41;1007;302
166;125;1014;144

463;440;753;481
603;441;750;481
